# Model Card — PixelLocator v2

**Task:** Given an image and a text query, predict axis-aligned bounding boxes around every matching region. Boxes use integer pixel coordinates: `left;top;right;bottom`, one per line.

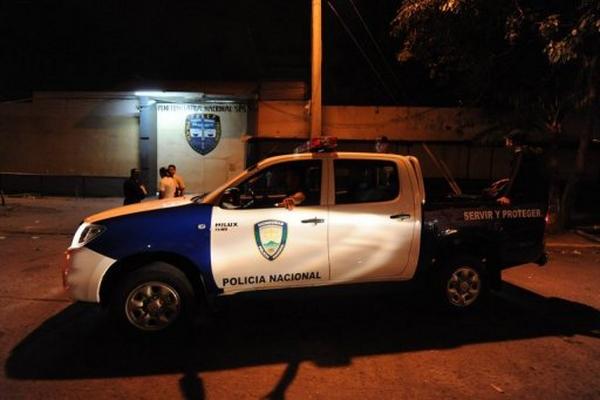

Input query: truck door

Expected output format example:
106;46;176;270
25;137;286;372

211;159;330;293
328;158;419;282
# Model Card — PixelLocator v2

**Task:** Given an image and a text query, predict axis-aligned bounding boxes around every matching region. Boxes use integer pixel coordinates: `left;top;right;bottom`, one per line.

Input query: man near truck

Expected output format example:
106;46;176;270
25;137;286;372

158;167;177;199
168;164;186;197
496;130;548;206
123;168;147;205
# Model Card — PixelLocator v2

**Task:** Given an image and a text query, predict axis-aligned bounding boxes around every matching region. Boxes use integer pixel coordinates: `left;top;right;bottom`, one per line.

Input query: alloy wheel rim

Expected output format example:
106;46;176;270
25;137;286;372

125;281;181;331
446;267;481;307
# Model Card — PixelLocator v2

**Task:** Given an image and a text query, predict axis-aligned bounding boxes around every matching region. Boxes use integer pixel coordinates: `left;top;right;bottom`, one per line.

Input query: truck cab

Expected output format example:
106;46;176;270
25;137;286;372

205;150;423;293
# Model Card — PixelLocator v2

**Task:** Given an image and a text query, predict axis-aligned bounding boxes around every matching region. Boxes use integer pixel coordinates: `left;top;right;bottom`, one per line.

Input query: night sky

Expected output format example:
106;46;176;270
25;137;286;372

2;0;448;105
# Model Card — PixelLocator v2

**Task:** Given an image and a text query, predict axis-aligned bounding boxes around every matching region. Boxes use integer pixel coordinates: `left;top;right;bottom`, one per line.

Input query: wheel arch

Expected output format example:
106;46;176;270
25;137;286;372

437;230;501;272
99;252;209;307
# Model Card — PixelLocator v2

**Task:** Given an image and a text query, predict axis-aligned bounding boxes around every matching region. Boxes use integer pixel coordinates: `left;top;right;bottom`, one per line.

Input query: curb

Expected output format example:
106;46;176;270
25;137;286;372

575;229;600;243
546;242;600;249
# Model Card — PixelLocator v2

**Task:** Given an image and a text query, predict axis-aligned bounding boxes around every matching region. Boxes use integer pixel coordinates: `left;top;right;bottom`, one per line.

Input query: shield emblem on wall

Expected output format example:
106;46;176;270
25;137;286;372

254;220;288;261
184;113;221;155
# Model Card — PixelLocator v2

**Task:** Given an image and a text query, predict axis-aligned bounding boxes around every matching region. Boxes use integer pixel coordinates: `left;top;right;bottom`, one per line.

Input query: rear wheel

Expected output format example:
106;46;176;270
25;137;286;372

439;259;489;311
110;262;195;335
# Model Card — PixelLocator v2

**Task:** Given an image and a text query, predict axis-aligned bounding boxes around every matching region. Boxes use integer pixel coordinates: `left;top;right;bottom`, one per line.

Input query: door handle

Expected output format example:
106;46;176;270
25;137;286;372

301;218;325;224
390;213;411;221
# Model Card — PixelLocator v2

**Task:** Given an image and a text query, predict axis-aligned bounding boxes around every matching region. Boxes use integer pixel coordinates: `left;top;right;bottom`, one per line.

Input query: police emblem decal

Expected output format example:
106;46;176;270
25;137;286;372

184;113;221;155
254;220;288;261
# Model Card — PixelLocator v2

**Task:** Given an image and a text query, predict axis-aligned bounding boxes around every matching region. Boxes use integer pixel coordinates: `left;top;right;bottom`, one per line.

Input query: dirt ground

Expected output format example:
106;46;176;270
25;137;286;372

1;196;599;400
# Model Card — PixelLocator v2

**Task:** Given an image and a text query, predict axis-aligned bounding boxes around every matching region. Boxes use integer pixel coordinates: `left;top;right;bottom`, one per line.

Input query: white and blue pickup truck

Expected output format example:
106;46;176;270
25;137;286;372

63;139;548;334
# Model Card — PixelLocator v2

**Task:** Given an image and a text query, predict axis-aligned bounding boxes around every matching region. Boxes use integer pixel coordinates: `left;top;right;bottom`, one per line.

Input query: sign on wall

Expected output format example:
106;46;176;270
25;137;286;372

185;113;221;155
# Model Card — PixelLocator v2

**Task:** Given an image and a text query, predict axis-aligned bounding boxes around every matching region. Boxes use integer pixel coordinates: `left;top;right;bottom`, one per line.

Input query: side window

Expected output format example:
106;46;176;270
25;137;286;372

334;160;399;204
224;160;322;209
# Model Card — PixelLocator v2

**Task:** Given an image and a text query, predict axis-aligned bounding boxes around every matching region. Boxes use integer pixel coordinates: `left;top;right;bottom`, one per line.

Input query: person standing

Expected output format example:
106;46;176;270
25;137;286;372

496;130;548;206
123;168;147;205
374;135;391;153
159;167;177;199
168;164;186;197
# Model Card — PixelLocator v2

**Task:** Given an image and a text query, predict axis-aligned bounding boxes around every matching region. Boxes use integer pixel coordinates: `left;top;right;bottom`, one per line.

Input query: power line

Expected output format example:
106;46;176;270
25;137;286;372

326;0;399;104
346;0;406;101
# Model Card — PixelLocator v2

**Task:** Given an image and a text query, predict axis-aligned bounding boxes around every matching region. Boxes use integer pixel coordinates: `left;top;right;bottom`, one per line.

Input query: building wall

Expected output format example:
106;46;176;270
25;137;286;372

255;101;599;182
256;101;496;141
1;91;597;198
0;93;139;176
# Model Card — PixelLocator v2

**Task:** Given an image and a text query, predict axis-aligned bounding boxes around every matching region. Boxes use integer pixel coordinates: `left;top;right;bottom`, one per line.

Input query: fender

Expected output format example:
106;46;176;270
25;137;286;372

86;202;219;294
98;250;218;306
419;224;501;276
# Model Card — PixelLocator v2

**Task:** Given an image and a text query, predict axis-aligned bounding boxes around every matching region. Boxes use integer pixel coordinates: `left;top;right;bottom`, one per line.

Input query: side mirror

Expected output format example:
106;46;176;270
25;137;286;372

221;187;241;209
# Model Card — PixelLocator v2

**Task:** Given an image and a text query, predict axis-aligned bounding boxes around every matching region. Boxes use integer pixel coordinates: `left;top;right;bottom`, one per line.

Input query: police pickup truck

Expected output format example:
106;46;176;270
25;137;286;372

64;137;548;333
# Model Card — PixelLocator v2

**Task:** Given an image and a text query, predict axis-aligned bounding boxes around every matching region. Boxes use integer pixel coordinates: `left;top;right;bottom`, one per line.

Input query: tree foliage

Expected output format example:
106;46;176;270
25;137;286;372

391;0;599;132
392;1;599;229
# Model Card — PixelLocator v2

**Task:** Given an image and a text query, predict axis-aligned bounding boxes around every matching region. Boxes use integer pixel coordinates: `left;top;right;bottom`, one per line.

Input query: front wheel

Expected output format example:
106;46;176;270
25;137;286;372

439;260;489;310
110;262;195;335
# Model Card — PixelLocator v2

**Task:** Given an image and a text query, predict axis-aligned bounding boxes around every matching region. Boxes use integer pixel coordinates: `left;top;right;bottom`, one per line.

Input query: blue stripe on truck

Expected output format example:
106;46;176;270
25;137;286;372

86;203;217;293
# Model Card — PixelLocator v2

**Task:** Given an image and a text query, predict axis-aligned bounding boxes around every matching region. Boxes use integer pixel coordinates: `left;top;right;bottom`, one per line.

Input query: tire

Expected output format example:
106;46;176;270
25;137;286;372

438;258;489;311
109;262;195;335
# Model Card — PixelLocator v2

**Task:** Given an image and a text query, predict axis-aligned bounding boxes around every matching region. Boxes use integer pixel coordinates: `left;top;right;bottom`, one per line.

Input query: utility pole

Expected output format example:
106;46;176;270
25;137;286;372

310;0;322;138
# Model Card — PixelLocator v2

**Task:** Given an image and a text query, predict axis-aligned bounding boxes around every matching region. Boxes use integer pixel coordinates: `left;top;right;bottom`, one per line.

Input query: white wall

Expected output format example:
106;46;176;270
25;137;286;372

156;102;248;194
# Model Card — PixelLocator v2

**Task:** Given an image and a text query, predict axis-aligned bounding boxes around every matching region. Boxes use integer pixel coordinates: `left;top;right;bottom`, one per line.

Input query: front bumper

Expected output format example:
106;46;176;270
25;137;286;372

63;247;116;303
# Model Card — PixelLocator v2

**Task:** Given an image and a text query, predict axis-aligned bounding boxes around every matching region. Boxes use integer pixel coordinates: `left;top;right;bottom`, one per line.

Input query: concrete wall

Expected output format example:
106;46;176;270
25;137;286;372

254;101;600;183
256;101;497;141
0;93;139;176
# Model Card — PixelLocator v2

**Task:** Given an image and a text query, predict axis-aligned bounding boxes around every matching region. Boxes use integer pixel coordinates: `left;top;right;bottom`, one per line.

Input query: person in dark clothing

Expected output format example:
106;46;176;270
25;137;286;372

123;168;147;205
496;130;548;206
374;135;390;153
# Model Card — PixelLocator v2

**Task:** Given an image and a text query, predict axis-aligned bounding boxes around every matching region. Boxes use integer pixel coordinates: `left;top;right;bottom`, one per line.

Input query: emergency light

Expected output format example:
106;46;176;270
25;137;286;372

294;136;338;153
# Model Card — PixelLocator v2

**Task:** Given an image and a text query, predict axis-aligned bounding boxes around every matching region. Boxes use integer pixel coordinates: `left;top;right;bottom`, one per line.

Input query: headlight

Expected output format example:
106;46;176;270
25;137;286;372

70;222;106;248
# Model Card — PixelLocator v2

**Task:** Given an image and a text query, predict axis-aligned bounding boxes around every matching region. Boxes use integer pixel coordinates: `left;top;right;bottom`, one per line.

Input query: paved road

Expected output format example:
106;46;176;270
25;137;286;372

1;197;599;399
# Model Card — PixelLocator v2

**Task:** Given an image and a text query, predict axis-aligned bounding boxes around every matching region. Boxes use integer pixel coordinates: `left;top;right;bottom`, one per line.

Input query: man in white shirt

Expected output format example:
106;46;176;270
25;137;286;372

168;164;186;197
159;167;177;199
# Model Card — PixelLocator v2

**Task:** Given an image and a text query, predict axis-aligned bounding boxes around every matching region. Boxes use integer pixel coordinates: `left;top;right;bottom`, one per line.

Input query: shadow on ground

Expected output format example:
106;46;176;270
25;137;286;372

5;282;600;398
